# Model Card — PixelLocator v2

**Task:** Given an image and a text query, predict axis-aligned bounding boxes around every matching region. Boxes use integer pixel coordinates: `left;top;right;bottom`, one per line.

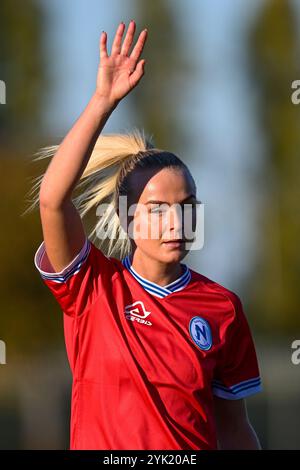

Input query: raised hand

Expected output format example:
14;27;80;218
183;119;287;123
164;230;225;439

96;20;148;106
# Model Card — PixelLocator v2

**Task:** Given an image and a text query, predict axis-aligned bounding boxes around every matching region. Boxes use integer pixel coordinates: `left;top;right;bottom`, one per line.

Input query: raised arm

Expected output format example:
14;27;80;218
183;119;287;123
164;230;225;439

39;20;148;272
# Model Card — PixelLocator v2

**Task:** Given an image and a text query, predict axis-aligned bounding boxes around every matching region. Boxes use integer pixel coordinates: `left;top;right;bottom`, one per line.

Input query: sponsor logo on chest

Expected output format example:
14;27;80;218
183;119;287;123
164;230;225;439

124;302;213;351
125;301;152;326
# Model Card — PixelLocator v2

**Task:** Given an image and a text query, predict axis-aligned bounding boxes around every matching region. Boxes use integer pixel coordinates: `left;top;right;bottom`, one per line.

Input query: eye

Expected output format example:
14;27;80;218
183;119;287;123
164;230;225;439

150;205;167;214
183;199;201;209
182;202;195;210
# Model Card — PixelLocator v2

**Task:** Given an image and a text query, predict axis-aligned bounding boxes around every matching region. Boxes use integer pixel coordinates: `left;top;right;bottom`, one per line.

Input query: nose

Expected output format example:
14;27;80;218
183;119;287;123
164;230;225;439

162;204;184;237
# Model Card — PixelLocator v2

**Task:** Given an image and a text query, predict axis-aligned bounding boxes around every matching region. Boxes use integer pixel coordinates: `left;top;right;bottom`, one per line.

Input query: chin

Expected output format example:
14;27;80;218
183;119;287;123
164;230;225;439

161;250;187;264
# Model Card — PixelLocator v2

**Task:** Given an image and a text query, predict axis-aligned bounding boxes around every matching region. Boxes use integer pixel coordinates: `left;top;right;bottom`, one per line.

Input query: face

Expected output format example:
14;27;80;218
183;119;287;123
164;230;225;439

124;167;198;264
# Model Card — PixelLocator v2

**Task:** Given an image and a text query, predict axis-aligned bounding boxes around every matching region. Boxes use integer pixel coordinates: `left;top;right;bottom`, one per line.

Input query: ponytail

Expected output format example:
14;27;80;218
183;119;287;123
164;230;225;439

24;127;194;259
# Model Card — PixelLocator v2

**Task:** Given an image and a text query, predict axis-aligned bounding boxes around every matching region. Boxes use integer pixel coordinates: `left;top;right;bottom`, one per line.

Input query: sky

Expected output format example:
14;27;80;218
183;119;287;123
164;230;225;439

38;0;294;293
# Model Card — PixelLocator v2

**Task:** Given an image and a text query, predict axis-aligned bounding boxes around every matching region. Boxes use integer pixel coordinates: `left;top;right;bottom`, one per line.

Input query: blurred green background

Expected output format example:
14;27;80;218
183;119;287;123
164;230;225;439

0;0;300;449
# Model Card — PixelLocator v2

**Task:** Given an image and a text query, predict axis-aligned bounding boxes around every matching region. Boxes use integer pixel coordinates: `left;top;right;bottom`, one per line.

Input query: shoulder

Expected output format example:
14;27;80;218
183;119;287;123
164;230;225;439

189;268;243;315
89;240;122;268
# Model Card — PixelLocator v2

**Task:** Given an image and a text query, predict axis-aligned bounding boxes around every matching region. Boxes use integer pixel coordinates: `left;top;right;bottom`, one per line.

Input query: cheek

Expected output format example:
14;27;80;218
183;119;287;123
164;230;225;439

181;208;197;235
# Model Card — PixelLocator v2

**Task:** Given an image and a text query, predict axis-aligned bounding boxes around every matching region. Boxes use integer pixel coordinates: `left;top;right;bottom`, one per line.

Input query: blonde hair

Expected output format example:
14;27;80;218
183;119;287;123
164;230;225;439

24;127;194;260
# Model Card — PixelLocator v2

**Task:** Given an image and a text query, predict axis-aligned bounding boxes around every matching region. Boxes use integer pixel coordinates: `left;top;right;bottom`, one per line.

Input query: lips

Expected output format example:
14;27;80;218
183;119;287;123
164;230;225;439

163;239;184;243
162;240;186;249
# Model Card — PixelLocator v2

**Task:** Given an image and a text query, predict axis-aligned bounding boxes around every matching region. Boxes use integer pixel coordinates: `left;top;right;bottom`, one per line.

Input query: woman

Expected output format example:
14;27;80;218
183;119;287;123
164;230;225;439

28;20;262;450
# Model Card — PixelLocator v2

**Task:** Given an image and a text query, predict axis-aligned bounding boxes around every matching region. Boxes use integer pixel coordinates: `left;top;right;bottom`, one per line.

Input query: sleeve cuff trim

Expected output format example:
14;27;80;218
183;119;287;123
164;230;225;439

34;237;91;283
212;376;262;399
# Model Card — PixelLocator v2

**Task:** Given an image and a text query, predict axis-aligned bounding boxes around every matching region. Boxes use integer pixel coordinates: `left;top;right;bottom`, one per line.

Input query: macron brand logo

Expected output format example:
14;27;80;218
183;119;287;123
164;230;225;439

125;300;152;326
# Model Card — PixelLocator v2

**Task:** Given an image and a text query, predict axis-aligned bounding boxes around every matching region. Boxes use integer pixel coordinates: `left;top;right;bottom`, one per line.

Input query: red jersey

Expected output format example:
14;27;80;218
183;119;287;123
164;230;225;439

34;237;262;450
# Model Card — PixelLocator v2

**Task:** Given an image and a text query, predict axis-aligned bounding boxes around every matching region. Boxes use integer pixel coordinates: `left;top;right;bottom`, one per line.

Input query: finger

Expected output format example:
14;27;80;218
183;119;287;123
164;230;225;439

99;31;108;60
111;22;126;56
120;20;136;56
129;59;146;87
129;29;148;64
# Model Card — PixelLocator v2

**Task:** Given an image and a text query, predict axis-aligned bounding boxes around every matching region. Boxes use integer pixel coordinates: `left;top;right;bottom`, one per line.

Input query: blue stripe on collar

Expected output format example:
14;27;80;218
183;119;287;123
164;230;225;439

121;255;191;298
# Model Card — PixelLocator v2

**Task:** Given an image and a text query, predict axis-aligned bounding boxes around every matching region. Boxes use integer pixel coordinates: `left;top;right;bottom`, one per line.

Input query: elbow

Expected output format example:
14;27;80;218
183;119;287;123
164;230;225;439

39;183;70;211
39;192;69;211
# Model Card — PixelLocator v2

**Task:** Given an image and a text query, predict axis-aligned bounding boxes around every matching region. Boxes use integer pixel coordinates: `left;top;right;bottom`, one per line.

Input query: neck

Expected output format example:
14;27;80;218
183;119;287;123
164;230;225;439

128;249;183;287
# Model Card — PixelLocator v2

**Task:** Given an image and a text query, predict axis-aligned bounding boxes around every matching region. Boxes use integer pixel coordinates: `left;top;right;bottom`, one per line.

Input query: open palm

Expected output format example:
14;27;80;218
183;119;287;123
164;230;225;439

96;21;148;105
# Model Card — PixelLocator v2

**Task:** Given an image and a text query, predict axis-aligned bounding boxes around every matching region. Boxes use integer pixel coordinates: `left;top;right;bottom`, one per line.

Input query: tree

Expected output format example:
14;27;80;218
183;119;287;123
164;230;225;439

247;0;300;332
0;0;47;149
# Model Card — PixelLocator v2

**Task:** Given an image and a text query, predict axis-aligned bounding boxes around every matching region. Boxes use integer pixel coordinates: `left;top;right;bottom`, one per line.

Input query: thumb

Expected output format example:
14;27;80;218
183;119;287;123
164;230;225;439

129;59;146;87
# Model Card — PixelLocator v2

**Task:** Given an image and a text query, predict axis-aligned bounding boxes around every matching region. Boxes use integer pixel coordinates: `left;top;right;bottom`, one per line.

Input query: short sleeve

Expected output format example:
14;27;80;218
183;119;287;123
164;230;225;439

212;294;262;400
33;237;117;317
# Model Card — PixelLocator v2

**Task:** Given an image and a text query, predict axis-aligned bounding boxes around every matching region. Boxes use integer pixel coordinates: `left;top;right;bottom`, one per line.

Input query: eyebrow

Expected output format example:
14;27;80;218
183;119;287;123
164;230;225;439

145;194;198;204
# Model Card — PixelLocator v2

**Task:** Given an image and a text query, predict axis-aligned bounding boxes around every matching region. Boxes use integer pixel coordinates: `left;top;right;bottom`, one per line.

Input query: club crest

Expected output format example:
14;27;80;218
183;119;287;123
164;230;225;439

189;316;212;351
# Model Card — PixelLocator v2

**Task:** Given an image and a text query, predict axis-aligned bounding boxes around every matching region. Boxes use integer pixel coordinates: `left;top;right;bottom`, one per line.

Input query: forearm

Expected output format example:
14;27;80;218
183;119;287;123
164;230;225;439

217;420;261;450
40;93;116;208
